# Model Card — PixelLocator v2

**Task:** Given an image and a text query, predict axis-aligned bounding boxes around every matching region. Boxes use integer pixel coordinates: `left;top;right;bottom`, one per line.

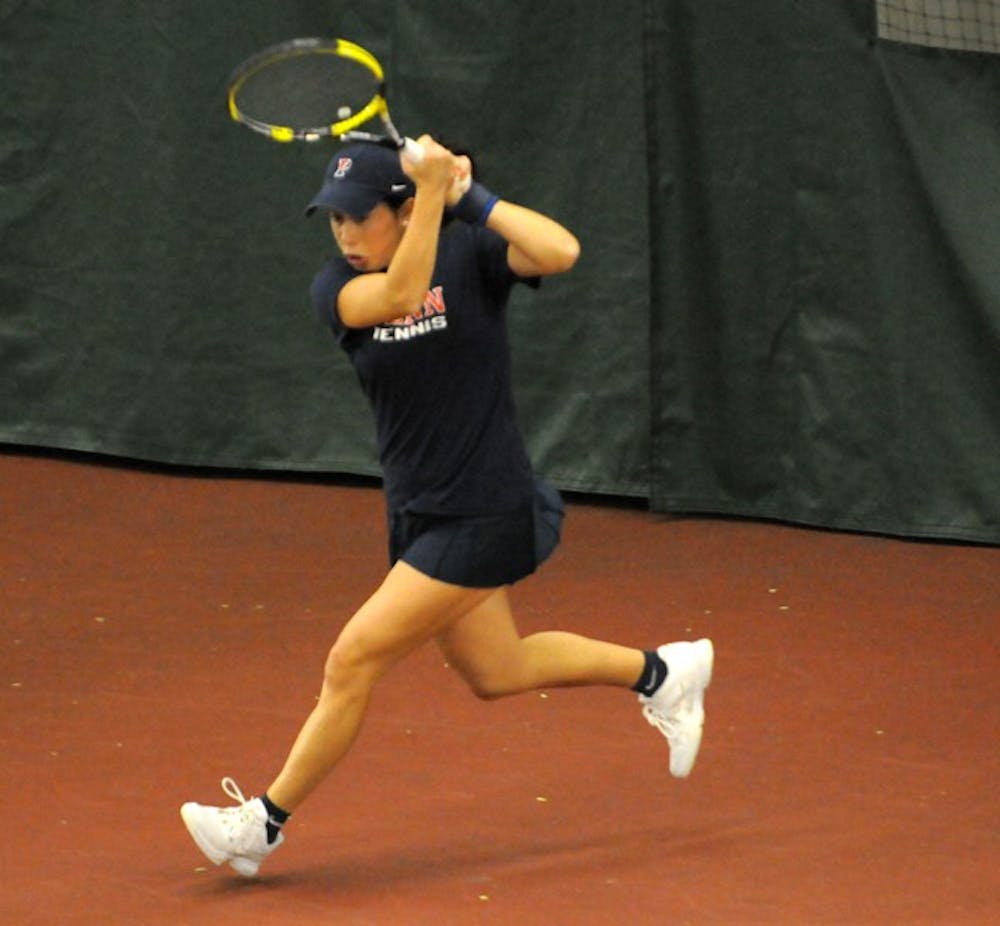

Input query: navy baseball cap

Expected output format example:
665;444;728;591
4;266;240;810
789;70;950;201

305;143;415;218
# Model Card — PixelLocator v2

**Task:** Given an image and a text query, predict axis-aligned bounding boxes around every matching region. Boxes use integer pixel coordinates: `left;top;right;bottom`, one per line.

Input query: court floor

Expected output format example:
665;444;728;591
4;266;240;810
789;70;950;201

2;450;997;925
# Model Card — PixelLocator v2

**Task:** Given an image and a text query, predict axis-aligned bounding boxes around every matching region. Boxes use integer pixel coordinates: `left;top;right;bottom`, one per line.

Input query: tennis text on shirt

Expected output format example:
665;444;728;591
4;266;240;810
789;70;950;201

372;286;447;342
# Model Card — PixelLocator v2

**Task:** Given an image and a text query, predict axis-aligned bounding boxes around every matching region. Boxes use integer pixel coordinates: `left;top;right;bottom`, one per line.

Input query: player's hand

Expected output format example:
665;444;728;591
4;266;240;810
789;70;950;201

446;154;472;206
402;135;455;197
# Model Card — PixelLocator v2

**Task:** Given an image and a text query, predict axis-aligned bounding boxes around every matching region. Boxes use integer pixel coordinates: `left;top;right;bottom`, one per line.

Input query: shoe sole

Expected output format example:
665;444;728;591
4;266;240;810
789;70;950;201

229;856;261;878
670;638;714;778
689;638;714;711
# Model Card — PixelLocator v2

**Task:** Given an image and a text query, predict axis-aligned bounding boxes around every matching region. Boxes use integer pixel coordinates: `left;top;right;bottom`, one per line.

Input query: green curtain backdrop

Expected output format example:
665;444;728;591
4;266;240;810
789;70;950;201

2;1;997;543
645;1;999;542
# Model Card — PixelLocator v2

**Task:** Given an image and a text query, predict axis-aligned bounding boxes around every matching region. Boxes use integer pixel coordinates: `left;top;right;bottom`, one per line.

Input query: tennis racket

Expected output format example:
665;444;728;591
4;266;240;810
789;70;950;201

226;37;423;162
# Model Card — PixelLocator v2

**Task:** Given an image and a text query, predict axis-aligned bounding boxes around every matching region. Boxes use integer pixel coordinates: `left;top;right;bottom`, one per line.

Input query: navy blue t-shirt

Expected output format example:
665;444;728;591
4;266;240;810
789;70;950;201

311;223;538;517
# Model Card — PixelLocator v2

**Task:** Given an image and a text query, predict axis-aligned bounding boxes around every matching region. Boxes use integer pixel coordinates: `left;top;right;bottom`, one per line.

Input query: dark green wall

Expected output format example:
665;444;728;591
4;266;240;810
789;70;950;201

2;2;997;542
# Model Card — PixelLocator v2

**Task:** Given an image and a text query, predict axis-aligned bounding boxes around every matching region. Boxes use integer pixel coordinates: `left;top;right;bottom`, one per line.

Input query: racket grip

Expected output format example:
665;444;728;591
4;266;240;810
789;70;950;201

401;137;424;164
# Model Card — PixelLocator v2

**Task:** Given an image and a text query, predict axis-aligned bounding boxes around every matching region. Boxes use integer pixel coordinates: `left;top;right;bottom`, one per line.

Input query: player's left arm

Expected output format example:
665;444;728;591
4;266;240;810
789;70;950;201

486;200;580;278
446;154;579;278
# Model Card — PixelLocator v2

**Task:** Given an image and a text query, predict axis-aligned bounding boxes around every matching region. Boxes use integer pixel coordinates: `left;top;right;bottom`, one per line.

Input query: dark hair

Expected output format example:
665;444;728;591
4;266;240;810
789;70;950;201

383;193;411;213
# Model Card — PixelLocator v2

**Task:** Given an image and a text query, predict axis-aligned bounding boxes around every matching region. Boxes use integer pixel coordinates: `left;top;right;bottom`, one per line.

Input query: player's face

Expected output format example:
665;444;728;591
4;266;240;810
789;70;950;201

328;203;408;272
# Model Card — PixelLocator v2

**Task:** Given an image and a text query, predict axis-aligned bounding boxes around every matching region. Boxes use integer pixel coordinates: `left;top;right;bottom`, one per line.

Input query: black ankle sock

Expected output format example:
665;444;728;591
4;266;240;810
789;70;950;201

261;793;290;844
631;650;669;697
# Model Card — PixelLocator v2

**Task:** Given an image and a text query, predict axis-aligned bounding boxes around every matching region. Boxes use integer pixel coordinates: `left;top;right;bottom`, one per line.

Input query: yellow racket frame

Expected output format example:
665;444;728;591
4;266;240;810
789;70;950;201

227;38;390;143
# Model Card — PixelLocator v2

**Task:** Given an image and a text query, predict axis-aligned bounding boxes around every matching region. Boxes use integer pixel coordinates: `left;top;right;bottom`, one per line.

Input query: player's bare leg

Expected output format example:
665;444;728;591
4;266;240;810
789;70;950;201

437;588;645;698
180;562;493;875
439;589;713;776
267;562;494;810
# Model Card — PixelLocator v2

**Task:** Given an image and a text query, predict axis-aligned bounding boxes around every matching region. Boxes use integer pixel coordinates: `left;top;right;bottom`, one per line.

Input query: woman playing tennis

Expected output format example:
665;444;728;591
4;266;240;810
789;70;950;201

181;136;714;877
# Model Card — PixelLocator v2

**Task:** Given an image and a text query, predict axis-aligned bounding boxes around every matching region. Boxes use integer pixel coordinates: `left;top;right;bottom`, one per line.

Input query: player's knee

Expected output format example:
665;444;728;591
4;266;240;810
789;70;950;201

459;666;520;701
322;637;380;691
467;678;504;701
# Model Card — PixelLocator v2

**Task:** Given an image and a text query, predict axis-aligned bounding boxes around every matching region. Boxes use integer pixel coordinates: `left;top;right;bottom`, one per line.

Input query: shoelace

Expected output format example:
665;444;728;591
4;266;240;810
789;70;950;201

216;777;261;849
221;776;249;805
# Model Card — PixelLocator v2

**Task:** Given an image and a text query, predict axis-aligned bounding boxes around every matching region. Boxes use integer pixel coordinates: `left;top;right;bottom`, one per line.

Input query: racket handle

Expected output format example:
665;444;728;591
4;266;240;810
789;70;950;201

401;136;424;164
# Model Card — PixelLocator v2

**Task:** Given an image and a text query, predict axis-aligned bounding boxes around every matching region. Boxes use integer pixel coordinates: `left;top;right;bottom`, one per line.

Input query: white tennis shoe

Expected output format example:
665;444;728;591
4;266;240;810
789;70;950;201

180;777;283;877
638;639;714;778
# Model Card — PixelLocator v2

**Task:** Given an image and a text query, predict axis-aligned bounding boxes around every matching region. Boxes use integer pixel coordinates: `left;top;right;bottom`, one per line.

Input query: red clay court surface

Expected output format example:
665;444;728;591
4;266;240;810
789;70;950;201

1;450;997;925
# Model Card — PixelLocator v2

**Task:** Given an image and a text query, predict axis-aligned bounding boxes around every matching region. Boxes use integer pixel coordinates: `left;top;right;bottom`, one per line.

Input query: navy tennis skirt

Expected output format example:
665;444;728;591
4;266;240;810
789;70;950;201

388;478;564;588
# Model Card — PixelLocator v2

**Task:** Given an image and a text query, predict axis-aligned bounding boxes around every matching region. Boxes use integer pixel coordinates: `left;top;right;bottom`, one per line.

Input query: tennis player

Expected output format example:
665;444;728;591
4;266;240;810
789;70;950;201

181;137;714;877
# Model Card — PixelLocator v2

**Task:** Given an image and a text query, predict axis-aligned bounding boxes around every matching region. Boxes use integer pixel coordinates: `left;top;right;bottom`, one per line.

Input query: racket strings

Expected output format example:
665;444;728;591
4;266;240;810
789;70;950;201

232;54;377;129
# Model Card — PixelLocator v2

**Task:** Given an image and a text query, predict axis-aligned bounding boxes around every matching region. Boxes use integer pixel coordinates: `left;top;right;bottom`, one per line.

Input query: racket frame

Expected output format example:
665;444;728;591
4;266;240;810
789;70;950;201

226;37;405;146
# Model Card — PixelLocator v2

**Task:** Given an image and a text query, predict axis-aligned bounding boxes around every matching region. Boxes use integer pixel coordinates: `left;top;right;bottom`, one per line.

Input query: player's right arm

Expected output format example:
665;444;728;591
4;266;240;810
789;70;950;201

337;136;453;329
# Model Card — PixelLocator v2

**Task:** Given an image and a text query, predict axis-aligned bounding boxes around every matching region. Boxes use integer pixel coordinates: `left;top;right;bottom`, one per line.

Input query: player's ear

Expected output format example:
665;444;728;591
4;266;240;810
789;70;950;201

398;198;415;225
